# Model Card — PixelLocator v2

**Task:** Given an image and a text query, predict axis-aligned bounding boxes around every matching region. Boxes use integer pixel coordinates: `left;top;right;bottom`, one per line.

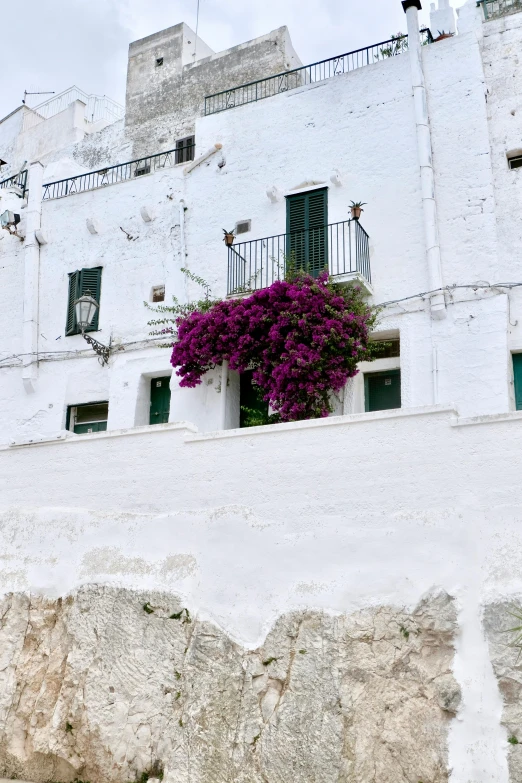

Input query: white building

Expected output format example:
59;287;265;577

1;1;522;781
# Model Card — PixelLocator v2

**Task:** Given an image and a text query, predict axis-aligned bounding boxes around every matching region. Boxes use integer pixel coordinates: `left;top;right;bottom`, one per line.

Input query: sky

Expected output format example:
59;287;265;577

0;0;467;120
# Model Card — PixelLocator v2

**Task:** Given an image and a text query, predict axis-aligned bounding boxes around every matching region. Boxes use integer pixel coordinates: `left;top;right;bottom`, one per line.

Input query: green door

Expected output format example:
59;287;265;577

514;354;522;410
240;370;269;427
286;188;328;277
150;377;171;424
365;370;401;412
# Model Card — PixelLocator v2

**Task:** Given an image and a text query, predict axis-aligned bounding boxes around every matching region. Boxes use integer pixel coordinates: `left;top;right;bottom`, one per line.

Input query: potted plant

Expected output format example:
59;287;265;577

223;228;236;246
349;201;367;221
434;30;454;42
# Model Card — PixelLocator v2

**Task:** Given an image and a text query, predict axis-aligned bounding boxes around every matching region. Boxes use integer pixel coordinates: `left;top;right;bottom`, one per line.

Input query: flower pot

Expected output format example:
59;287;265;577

351;207;362;221
224;233;235;246
434;33;453;41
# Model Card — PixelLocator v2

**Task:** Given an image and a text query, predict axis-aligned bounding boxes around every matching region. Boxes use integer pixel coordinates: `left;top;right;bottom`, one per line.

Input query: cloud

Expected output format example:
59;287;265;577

0;0;468;120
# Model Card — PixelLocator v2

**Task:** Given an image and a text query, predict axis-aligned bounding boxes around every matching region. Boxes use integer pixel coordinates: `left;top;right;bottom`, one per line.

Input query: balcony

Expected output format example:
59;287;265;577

205;30;433;116
227;219;371;296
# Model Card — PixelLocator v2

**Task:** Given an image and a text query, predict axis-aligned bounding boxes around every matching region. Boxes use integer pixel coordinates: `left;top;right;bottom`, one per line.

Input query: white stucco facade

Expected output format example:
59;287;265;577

2;1;522;781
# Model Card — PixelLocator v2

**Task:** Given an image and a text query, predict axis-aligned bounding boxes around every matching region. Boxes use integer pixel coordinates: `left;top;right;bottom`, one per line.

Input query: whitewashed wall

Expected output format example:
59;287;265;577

0;10;520;441
1;405;522;781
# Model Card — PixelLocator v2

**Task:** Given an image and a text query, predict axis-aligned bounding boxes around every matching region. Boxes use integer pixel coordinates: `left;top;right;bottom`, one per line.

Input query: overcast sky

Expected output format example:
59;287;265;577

1;0;467;120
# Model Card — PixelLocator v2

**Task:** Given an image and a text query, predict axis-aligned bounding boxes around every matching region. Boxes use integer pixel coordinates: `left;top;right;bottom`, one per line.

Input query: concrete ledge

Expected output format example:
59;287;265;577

452;409;522;428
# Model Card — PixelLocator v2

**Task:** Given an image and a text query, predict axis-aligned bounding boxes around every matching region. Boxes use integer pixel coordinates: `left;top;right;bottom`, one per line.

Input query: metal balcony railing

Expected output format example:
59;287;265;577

22;86;124;132
0;169;28;199
42;140;195;201
478;0;522;18
227;219;371;296
205;29;433;116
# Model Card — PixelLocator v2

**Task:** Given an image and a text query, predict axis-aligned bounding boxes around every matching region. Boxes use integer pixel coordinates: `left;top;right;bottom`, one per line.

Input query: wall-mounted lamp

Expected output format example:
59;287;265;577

74;293;111;366
0;210;21;233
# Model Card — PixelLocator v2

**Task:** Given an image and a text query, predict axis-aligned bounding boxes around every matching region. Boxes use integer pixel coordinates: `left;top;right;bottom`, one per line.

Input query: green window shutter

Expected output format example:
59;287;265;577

286;188;328;277
79;267;102;332
65;271;80;336
514;354;522;410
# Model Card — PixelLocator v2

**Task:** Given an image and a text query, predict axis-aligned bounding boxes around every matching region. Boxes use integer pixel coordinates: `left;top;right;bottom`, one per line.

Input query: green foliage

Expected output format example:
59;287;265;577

240;406;280;428
509;735;519;745
175;670;182;680
145;267;216;347
143;602;154;615
400;626;410;640
378;33;408;58
169;608;191;623
136;762;164;783
65;722;74;733
298;649;307;655
262;657;278;666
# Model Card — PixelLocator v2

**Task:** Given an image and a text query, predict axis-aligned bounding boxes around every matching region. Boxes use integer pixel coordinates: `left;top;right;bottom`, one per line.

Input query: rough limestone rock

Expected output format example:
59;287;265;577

0;586;458;783
485;602;522;782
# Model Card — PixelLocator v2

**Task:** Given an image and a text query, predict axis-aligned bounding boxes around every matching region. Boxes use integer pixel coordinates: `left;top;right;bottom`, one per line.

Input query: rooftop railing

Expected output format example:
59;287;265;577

478;0;522;18
22;86;124;132
42;139;195;201
227;219;371;296
205;29;433;116
0;169;28;199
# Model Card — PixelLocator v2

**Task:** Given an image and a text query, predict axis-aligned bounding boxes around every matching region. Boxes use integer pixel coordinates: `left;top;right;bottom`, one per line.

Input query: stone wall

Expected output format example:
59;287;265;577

0;587;458;783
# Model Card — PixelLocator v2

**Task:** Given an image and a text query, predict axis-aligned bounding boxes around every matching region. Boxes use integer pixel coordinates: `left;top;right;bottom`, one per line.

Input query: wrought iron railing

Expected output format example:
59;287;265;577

205;30;433;116
0;170;28;199
227;219;371;296
42;140;195;201
478;0;522;18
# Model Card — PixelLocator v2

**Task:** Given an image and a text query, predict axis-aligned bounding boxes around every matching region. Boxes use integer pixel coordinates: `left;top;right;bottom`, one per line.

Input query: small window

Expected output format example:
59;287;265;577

134;160;151;177
175;136;195;165
67;402;108;434
151;285;165;303
236;220;251;235
373;338;400;358
509;155;522;170
156;57;164;67
513;354;522;410
66;267;102;336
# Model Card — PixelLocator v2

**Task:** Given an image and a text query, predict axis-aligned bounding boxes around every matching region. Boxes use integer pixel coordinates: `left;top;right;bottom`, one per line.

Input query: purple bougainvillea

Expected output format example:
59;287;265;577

170;273;378;423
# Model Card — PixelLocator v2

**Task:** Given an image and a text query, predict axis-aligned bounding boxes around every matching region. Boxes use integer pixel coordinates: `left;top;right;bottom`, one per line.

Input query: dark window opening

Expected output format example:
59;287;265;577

365;369;401;412
65;267;102;336
509;155;522;170
67;402;108;434
236;220;251;235
156;57;164;67
373;338;400;358
134;160;151;177
151;285;165;302
240;370;269;428
150;376;171;424
175;136;195;164
513;354;522;410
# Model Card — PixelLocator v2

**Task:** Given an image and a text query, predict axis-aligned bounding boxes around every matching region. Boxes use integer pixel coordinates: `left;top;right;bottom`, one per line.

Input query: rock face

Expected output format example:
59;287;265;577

0;587;458;783
485;602;522;782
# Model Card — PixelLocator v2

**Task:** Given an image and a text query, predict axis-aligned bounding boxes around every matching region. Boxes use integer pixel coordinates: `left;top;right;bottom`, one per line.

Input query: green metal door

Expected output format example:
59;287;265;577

286;188;328;277
150;376;171;424
514;354;522;410
365;369;401;412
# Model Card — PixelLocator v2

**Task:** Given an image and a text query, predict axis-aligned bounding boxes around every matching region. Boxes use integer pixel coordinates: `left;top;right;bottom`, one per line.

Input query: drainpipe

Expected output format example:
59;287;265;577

22;161;44;393
402;0;446;319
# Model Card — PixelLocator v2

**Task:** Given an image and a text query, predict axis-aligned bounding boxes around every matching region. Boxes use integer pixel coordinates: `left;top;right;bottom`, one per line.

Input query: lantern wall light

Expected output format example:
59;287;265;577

74;293;111;366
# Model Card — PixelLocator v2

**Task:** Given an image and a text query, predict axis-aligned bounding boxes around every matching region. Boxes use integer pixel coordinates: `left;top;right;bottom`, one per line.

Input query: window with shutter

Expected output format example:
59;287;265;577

513;354;522;410
65;267;102;336
286;188;328;277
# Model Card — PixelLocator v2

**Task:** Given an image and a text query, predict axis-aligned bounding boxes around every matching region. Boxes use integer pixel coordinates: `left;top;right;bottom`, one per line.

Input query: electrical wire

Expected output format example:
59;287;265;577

2;281;522;370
